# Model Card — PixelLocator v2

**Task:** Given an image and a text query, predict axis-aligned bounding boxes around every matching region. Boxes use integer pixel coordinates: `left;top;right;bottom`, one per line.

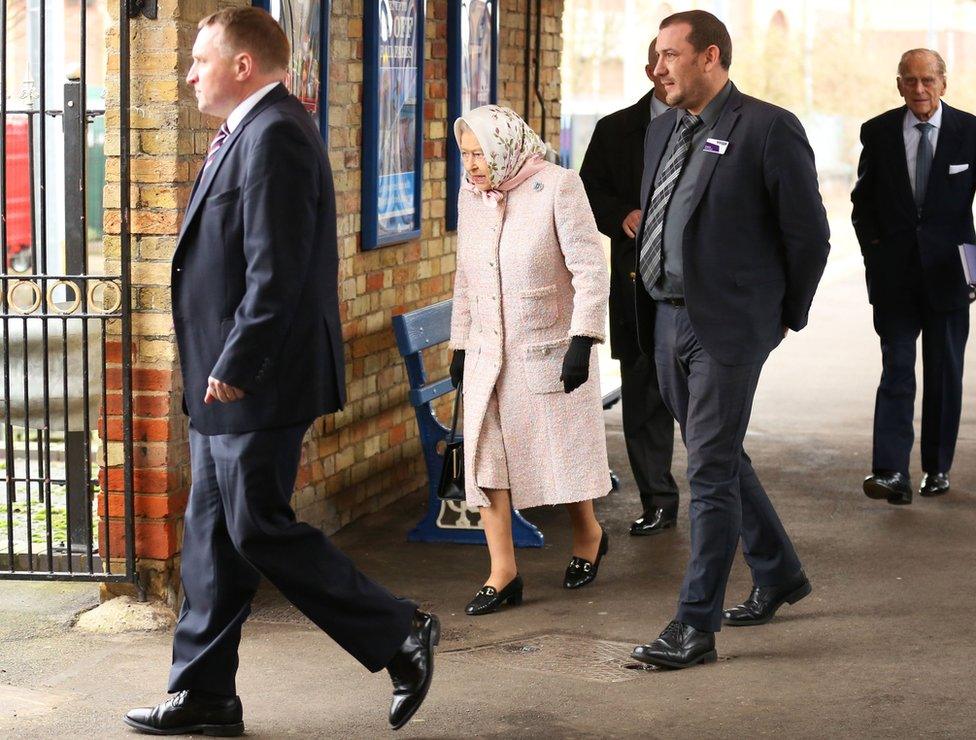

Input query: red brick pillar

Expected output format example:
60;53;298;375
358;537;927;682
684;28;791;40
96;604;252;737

100;0;230;606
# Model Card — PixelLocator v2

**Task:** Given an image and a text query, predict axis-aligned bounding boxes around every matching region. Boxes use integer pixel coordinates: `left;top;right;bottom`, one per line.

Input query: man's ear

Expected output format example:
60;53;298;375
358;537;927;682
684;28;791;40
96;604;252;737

234;52;254;81
702;44;721;72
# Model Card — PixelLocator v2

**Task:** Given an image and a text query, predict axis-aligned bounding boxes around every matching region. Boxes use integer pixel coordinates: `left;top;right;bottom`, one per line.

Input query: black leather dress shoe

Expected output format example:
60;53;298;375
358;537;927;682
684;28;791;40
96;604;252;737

465;575;523;616
631;620;717;669
723;572;812;627
123;691;244;736
563;529;608;589
920;472;950;497
388;610;440;731
863;471;912;505
630;508;677;536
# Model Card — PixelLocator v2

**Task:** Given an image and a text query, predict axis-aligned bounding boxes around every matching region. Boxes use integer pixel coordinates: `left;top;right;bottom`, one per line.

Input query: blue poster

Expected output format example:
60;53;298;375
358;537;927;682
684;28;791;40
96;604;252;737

377;0;419;241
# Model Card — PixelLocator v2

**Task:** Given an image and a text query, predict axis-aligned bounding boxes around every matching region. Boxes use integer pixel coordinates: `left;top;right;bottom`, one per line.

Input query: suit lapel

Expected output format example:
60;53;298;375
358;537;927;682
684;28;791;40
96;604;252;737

923;103;961;212
639;108;677;212
176;84;290;247
629;92;654;200
686;85;742;219
636;108;678;249
884;106;916;214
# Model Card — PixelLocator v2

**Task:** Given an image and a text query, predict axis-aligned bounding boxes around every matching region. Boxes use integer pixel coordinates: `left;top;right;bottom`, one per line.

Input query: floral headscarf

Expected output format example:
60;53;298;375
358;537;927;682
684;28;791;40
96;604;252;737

453;105;557;205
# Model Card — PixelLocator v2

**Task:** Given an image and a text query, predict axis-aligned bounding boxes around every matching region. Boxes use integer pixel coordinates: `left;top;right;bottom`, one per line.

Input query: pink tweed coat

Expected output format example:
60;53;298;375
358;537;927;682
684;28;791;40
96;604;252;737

450;161;612;508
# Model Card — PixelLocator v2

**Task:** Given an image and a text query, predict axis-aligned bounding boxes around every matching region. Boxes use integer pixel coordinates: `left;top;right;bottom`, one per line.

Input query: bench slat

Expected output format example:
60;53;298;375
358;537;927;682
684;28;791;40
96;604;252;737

392;299;453;357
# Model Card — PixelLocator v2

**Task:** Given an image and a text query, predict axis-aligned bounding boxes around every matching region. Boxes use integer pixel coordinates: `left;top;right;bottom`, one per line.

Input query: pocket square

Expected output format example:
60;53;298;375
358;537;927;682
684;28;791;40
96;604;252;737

949;164;970;175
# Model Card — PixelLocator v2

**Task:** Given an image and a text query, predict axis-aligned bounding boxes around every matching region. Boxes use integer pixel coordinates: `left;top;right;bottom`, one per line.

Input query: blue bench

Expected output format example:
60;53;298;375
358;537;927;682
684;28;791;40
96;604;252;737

392;299;544;547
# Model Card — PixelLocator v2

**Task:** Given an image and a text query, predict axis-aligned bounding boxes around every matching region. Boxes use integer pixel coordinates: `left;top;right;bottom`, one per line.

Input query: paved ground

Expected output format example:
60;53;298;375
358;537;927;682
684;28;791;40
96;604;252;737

1;221;974;738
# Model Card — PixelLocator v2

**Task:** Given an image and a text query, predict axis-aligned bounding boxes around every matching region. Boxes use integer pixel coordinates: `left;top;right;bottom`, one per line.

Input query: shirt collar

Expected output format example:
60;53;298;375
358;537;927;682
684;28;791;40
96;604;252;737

904;102;943;132
226;82;281;133
676;80;732;131
649;94;670;118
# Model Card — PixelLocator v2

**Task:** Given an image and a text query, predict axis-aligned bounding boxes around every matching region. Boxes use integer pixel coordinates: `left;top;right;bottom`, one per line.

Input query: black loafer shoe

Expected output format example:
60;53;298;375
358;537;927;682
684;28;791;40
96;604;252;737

465;575;523;616
630;508;677;536
919;472;950;497
563;529;608;589
631;620;717;669
123;691;244;736
863;471;912;505
388;610;440;731
723;572;812;627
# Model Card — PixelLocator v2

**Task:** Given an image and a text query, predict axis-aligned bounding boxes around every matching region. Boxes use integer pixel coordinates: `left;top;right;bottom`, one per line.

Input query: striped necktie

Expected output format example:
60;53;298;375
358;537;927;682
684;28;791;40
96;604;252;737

639;113;704;294
914;121;934;211
204;122;230;171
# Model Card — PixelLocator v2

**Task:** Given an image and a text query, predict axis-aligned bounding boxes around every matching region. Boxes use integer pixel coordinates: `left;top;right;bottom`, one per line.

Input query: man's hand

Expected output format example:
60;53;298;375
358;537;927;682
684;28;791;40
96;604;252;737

622;209;643;239
204;376;245;404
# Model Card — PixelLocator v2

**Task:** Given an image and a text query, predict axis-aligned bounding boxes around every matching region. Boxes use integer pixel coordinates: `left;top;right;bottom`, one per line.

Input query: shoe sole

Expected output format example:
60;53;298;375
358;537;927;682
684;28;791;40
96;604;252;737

630;521;675;537
630;649;718;670
723;581;813;627
122;717;244;737
466;592;524;616
919;487;950;498
390;616;440;731
863;479;912;505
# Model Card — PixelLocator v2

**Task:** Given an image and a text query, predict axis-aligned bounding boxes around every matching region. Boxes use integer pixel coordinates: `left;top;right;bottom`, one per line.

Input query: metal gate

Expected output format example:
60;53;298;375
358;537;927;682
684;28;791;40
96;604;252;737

1;0;136;581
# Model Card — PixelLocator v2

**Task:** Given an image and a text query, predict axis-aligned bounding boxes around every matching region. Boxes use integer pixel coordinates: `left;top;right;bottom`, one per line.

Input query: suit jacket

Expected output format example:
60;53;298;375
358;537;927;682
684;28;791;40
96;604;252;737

851;102;976;311
171;84;346;435
579;90;654;362
635;83;830;366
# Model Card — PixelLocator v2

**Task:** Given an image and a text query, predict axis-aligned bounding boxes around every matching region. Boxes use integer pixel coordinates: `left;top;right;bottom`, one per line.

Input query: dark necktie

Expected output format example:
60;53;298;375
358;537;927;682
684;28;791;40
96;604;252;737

639;113;704;294
914;121;934;210
204;122;230;171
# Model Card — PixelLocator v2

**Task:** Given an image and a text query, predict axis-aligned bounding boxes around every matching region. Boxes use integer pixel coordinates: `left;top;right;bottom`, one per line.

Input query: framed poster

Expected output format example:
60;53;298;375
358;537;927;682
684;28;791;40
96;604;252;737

254;0;330;143
446;0;498;232
362;0;425;249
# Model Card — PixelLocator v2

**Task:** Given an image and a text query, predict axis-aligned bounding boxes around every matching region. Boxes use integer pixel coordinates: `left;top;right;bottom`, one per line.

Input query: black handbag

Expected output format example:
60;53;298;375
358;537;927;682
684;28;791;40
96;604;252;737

437;381;465;502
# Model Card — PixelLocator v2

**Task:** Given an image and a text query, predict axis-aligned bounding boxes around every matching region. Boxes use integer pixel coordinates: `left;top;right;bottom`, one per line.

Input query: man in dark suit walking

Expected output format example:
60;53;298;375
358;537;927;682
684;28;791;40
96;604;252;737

124;9;437;734
852;49;975;506
628;10;830;669
580;38;679;537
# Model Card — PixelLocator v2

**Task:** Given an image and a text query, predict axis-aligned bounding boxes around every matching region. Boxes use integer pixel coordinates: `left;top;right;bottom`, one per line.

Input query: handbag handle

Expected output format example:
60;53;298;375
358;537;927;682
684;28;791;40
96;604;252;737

447;380;462;444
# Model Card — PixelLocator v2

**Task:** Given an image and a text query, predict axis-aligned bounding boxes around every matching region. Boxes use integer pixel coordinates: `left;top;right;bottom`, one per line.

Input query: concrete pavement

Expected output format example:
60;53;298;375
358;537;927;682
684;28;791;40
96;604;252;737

1;226;974;738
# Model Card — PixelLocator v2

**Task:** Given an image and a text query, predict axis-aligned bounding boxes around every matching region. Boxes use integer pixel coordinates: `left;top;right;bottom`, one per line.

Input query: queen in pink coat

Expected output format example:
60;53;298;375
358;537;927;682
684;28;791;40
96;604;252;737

448;105;612;616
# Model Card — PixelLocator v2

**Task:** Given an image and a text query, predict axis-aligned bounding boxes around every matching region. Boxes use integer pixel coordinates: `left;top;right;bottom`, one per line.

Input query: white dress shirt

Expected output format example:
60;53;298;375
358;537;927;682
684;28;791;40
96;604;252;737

226;81;281;133
903;103;943;197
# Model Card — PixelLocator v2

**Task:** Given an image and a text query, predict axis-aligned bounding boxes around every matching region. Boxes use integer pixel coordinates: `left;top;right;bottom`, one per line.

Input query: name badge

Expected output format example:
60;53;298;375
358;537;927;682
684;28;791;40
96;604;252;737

703;138;729;155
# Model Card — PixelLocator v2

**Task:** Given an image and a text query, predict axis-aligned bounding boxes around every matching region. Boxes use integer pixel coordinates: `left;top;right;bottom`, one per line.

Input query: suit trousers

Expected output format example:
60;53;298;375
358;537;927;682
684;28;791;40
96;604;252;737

169;422;417;696
871;290;969;477
619;353;679;513
654;303;803;632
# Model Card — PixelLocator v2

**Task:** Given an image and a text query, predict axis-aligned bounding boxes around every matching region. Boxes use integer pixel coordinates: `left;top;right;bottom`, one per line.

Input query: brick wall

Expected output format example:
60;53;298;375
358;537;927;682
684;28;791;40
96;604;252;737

101;0;563;604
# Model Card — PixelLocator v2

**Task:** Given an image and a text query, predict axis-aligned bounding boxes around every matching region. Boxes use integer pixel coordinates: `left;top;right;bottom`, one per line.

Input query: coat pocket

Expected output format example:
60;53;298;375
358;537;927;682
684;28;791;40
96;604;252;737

523;337;569;394
206;186;241;206
519;284;559;330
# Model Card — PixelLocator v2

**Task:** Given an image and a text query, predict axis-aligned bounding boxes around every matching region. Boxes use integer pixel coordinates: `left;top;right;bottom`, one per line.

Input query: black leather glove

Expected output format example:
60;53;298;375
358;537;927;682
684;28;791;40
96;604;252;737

449;349;465;388
560;336;593;394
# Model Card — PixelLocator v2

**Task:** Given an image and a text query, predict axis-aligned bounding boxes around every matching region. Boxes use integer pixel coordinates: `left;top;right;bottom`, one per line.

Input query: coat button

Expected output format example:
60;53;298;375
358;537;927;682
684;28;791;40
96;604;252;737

629;271;636;280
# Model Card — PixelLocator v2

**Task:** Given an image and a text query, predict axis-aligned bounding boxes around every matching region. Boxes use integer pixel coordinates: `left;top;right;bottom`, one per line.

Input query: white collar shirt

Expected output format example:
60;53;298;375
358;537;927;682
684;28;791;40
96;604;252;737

226;82;281;134
903;103;943;196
